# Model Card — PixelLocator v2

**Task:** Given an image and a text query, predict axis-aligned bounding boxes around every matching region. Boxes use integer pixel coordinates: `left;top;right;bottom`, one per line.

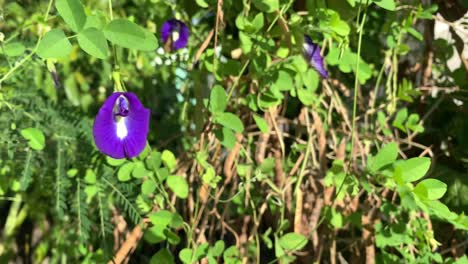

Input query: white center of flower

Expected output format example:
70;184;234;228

171;31;180;42
116;118;128;140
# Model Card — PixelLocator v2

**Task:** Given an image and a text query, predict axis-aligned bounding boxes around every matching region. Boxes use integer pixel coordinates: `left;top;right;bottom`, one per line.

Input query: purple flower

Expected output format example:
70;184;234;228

303;35;328;78
161;19;189;51
93;92;150;159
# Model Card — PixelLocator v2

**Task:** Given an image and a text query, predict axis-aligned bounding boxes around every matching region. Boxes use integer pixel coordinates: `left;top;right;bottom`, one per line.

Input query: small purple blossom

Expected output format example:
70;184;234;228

93;92;150;159
161;19;189;51
303;35;328;78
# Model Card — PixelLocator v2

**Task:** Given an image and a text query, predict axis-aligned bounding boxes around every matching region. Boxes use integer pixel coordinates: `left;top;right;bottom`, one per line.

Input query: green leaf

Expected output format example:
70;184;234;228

84;14;105;29
55;0;87;32
210;85;228;114
297;87;316;106
179;248;193;264
77;27;109;59
106;156;126;166
166;175;189;199
367;142;399;173
279;232;308;252
396;157;431;182
156;167;169;182
239;31;252;54
211;240;225;256
223;246;240;263
406;114;424;133
392;108;408;132
214;127;236;150
330;208;344;228
251;13;265;32
3;42;25;57
118;162;135;182
214;112;244;133
132;161;149;179
144;225;166;244
329;13;350;36
67;168;78;178
37;29;72;59
146;152;162;171
161;150;177;172
195;243;209;259
103;19;157;51
149;210;174;227
407;27;423;41
20;128;45;150
195;0;209;8
260;157;275;174
373;0;396;11
415;179;447;200
141;179;156;196
252;0;279;13
273;70;293;91
253;114;269;133
84;169;96;184
151;248;174;264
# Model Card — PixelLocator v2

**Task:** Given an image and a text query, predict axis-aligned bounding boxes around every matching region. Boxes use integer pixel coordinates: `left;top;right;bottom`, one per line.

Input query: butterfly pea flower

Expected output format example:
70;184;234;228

93;92;150;159
161;19;189;52
302;35;328;79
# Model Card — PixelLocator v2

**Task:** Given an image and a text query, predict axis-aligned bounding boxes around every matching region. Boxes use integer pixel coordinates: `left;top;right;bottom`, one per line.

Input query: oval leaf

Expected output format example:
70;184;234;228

215;112;244;133
373;0;396;11
166;175;188;199
118;162;135;182
253;114;269;133
367;142;399;173
279;232;308;252
20;128;45;150
103;19;157;51
209;85;227;114
151;248;174;264
397;157;431;182
37;29;72;59
77;27;109;59
55;0;87;32
415;178;447;200
3;42;25;57
252;0;279;13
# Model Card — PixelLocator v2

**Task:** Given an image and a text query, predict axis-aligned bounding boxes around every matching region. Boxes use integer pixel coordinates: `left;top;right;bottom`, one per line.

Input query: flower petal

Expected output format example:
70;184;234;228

173;21;189;50
303;35;328;78
92;92;150;159
161;20;173;44
161;19;189;51
121;92;150;158
93;92;126;158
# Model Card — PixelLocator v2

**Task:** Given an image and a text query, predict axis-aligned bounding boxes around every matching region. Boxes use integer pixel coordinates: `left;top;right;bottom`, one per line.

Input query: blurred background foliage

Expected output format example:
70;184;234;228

0;0;467;263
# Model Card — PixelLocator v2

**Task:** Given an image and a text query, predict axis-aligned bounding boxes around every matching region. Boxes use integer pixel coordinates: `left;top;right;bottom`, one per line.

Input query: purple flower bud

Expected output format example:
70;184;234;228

161;19;190;51
50;71;61;88
303;35;328;79
93;92;150;159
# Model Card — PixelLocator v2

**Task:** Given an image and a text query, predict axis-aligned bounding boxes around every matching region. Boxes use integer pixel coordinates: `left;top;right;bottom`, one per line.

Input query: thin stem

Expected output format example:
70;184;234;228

1;43;13;68
309;0;369;235
294;111;312;195
226;0;293;100
108;0;114;20
226;59;250;100
348;2;368;166
0;0;54;85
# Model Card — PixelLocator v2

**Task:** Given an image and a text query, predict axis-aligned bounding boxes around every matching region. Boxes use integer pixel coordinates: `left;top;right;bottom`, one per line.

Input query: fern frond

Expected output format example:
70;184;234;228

19;150;33;191
75;178;91;242
55;140;68;218
102;177;142;225
96;181;107;238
